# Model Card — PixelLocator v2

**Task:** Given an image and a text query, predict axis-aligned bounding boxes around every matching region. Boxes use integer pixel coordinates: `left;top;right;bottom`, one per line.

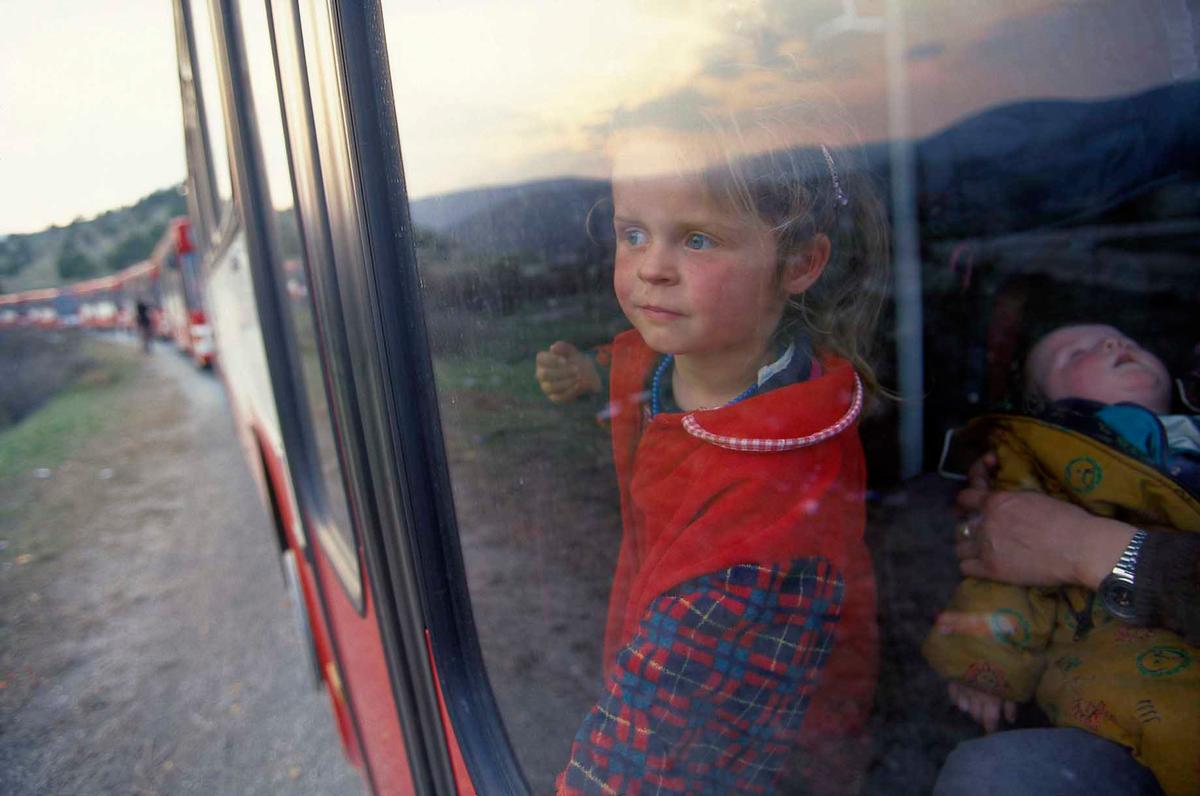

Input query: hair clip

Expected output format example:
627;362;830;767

821;145;849;207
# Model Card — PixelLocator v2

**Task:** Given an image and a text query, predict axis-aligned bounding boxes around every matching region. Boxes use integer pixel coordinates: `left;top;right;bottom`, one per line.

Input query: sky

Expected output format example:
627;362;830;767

384;0;1188;201
1;0;1193;234
1;1;184;235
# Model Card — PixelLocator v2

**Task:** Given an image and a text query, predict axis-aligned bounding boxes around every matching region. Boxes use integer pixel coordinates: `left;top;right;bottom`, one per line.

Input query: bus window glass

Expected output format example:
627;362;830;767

189;0;234;225
237;0;360;587
381;2;1199;792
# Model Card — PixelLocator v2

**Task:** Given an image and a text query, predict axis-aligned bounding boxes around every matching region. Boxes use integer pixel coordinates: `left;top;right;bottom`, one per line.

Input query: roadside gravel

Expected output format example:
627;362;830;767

0;340;364;796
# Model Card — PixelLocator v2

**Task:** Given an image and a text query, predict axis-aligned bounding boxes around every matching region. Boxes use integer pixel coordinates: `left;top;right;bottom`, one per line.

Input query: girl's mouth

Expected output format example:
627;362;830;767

639;304;683;321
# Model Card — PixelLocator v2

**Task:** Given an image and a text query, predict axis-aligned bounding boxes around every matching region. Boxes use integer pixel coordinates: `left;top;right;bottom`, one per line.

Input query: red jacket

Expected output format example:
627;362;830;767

603;329;879;766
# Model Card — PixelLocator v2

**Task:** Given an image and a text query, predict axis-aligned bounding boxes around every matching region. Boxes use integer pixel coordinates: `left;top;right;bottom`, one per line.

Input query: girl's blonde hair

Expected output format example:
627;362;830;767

609;94;891;394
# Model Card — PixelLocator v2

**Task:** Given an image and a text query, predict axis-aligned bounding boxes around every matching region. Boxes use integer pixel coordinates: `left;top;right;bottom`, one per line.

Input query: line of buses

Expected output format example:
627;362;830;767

0;217;213;367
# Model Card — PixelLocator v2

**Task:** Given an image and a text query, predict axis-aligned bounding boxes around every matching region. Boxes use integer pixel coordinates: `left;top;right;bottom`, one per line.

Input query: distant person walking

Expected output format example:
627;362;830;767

135;299;153;354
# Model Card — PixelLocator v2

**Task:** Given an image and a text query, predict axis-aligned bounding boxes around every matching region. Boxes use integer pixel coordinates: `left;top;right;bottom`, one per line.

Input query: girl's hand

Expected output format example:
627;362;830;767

535;341;601;403
947;681;1017;734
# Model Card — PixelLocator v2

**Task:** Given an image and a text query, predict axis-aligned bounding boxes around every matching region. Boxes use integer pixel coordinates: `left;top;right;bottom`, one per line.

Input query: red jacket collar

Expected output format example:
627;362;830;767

678;365;861;451
613;330;862;450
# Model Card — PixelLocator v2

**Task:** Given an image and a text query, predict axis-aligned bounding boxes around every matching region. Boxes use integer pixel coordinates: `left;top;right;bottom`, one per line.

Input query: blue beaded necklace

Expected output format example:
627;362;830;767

649;354;760;418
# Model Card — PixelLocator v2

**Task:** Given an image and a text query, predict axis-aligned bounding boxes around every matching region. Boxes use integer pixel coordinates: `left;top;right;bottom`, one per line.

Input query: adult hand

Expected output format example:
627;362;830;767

955;486;1134;590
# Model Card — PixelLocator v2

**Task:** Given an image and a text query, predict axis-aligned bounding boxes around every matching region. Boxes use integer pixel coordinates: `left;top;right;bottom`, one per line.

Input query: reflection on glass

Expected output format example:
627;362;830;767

237;0;359;583
188;0;233;219
381;1;1199;793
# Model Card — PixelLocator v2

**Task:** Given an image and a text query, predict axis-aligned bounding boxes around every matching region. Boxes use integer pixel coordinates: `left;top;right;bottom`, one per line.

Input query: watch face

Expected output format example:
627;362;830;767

1100;576;1136;621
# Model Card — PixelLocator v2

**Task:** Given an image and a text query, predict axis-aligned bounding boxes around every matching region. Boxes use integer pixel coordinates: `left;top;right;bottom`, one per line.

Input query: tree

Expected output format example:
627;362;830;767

57;241;97;281
106;226;164;271
0;235;31;277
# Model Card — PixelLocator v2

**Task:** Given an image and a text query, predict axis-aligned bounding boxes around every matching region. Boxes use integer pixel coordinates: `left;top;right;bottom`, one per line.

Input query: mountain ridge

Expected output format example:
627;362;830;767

0;186;186;294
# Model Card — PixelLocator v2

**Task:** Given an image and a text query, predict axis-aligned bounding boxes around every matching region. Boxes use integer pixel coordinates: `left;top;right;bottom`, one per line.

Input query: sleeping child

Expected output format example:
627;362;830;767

924;323;1200;796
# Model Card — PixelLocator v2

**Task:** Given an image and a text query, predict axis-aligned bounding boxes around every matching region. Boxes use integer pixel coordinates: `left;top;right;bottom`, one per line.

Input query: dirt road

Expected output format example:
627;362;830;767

0;341;365;795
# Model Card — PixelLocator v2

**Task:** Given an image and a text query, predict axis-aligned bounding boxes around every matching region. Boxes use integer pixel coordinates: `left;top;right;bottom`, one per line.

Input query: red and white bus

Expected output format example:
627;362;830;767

156;216;214;366
171;1;1200;794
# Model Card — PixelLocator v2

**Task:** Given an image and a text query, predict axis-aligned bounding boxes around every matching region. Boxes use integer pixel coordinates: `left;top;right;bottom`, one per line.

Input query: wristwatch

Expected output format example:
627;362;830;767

1098;529;1148;621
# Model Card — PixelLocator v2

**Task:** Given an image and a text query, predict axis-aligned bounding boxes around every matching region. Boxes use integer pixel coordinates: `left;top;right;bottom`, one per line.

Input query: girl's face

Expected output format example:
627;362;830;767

612;169;788;367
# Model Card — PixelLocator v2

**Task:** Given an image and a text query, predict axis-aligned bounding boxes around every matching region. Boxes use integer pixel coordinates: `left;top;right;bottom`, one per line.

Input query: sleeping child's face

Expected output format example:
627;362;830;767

1026;324;1171;412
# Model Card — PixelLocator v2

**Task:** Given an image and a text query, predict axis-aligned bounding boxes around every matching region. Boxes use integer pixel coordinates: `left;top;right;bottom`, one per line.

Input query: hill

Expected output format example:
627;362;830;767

409;177;612;267
406;80;1200;261
914;80;1200;239
0;186;186;294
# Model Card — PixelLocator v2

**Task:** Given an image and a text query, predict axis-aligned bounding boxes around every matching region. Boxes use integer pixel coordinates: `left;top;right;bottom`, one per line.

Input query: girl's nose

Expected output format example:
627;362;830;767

637;244;678;284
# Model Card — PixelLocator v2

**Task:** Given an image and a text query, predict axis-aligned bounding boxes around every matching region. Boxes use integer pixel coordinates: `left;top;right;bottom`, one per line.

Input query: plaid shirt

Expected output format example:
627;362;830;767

558;559;844;795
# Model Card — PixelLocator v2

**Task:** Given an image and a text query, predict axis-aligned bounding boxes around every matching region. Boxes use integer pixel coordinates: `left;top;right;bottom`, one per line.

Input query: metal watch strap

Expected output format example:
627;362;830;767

1111;529;1148;583
1099;528;1148;621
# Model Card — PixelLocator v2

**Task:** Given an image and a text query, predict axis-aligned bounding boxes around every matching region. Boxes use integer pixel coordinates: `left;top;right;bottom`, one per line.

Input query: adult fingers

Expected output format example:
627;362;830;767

953;508;986;563
966;451;998;491
955;487;992;514
548;340;579;357
959;557;990;580
954;538;979;562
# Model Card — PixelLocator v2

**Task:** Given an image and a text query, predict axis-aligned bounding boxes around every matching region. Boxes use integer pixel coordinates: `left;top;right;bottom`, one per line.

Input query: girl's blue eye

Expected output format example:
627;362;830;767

684;232;716;250
622;228;647;246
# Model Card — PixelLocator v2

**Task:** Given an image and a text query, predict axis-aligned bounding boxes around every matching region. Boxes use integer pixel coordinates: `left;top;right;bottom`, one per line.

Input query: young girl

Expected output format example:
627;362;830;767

536;101;890;795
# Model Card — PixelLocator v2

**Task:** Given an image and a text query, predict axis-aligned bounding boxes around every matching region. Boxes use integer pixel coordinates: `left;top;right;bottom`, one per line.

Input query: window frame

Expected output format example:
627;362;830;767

259;0;478;792
326;1;535;791
229;0;369;609
186;0;240;252
171;0;220;249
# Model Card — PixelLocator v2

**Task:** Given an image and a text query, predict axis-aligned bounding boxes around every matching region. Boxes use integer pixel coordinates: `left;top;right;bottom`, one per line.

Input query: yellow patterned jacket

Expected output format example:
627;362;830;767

923;410;1200;796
